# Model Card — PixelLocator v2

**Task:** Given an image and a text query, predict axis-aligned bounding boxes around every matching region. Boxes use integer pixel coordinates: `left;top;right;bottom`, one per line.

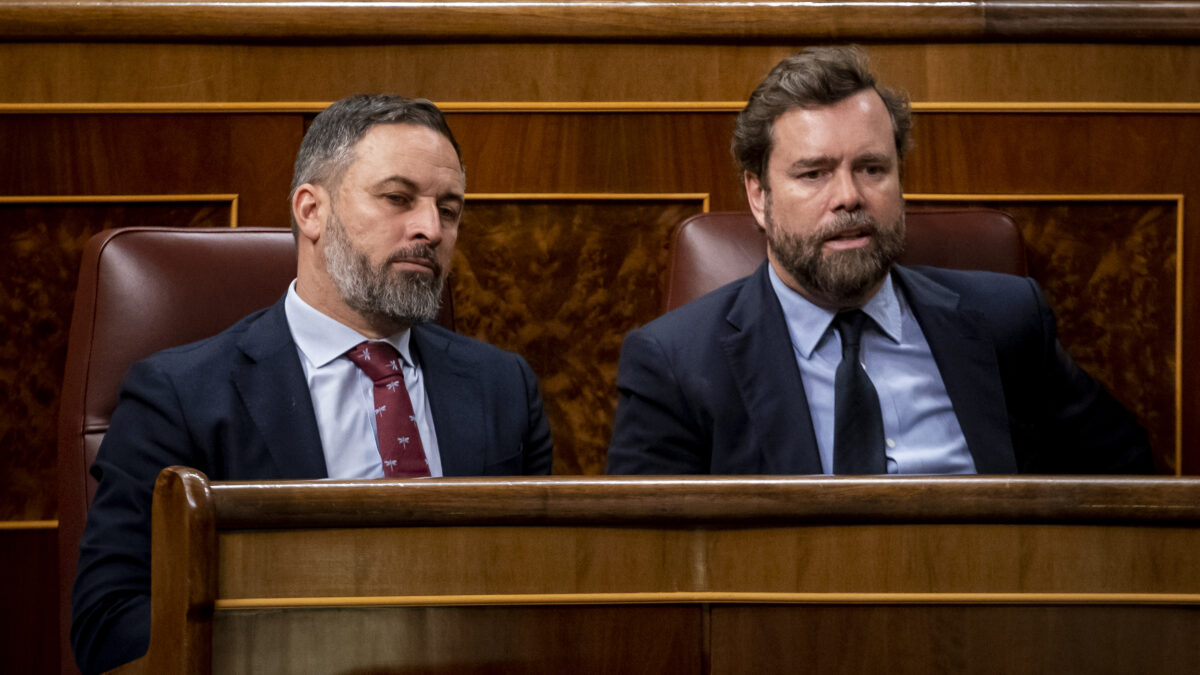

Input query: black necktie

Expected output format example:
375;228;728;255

832;310;887;474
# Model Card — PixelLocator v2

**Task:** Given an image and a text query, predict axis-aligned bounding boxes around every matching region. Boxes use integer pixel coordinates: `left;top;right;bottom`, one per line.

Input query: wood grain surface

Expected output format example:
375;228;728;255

2;1;1199;42
121;468;1200;674
4;44;1200;105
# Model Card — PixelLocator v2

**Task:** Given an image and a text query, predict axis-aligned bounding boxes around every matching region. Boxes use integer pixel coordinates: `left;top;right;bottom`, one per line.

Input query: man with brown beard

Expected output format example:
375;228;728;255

72;95;553;675
606;47;1150;476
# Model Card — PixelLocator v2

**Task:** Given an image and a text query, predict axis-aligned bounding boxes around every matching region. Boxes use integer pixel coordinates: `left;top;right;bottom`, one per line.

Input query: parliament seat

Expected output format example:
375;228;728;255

54;226;453;674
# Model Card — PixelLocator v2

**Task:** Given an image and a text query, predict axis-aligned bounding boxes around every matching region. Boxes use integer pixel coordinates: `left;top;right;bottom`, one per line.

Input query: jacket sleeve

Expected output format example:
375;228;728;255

1011;277;1154;473
70;359;197;675
516;353;555;475
606;327;710;474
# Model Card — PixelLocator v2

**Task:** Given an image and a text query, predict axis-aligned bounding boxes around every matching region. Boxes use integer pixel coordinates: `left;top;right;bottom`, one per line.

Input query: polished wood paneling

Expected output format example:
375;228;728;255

209;475;1200;527
449;112;738;199
703;525;1200;593
3;1;1199;42
0;200;234;520
710;605;1200;674
4;44;1200;104
214;605;703;674
219;526;703;599
120;469;1200;674
0;115;301;227
453;198;706;474
217;522;1200;599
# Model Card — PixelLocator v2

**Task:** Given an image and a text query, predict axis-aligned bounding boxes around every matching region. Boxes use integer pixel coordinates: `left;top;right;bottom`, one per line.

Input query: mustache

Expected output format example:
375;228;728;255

816;210;879;241
383;244;443;276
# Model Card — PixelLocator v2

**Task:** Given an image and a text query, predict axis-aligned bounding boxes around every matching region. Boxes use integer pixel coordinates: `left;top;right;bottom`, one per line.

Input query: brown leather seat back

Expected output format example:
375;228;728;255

664;207;1027;311
59;228;298;512
55;227;298;673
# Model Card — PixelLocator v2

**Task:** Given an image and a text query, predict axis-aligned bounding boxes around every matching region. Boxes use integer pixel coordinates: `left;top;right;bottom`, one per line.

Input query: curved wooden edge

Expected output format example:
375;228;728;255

209;475;1200;528
0;1;1198;42
133;466;216;675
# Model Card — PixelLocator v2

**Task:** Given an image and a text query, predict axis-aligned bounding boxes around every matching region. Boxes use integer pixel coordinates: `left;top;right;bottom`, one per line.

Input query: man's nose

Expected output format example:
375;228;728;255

407;199;444;245
830;168;864;212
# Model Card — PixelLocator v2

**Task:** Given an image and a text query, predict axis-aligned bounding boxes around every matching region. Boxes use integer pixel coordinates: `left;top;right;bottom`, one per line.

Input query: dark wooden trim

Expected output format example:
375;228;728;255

207;471;1200;528
986;1;1200;41
6;102;1200;115
1;1;1198;43
145;467;215;674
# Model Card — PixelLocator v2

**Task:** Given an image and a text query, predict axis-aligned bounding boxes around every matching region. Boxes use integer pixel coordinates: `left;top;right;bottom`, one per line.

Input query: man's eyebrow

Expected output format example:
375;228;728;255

786;153;894;172
372;176;418;192
855;152;894;166
373;176;464;204
786;156;837;171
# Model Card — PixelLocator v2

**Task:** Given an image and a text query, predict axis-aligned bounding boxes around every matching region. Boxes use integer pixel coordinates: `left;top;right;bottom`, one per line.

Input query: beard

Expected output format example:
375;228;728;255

764;198;906;306
323;210;445;326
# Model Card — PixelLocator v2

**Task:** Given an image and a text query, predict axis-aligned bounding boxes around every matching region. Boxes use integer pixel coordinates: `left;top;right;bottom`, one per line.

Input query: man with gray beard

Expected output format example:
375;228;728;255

606;47;1149;476
72;95;553;675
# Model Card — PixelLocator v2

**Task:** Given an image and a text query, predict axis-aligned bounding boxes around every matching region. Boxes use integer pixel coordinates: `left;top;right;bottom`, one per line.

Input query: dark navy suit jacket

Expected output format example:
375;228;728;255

606;263;1150;475
72;297;553;674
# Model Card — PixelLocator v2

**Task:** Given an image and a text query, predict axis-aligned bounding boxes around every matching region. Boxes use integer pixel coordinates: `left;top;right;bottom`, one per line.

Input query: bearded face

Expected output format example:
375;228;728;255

763;194;906;306
324;208;445;326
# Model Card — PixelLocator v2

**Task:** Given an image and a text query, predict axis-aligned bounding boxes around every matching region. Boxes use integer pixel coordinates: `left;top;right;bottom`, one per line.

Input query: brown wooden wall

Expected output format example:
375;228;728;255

4;1;1200;671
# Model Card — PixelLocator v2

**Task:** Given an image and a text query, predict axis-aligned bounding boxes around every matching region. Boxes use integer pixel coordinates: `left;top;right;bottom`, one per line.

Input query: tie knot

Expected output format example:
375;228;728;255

833;310;870;354
345;341;404;382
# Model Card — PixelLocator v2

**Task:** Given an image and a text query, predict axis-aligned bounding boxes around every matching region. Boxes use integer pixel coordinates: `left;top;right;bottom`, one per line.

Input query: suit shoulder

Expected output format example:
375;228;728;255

635;274;751;340
901;265;1039;305
897;265;1049;352
136;305;274;375
415;323;530;364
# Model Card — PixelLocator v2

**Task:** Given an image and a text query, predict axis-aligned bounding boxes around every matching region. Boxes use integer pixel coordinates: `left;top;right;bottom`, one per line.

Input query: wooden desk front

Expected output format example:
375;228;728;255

122;469;1200;674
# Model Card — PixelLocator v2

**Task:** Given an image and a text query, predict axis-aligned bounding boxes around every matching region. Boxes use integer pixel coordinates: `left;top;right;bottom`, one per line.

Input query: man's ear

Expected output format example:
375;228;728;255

744;171;769;230
292;183;327;243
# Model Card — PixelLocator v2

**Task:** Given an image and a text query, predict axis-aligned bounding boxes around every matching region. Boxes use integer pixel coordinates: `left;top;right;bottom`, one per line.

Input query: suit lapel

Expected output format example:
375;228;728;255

412;325;486;477
232;299;328;479
720;264;823;473
893;267;1017;473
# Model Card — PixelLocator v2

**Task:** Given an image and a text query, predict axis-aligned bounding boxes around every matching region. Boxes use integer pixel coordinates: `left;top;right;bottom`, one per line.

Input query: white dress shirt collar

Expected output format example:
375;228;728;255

284;281;415;368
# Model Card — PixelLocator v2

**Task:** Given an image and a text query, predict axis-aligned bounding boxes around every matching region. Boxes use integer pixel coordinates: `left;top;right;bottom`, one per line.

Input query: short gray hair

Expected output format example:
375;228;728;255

732;46;912;184
289;94;463;236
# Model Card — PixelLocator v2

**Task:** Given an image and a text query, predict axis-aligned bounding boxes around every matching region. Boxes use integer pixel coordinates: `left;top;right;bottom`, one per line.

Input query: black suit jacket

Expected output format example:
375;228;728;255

72;298;553;674
606;263;1150;475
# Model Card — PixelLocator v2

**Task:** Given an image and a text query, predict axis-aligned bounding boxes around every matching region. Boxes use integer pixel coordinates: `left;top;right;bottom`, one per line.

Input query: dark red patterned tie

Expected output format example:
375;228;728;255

345;341;430;478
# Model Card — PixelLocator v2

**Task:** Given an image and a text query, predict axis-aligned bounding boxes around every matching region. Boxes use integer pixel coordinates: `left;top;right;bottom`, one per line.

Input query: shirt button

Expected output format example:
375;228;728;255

886;438;896;449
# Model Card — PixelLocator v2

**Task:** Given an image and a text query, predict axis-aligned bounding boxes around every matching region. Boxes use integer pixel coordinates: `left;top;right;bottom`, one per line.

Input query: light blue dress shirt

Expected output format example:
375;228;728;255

283;281;443;478
767;266;977;475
